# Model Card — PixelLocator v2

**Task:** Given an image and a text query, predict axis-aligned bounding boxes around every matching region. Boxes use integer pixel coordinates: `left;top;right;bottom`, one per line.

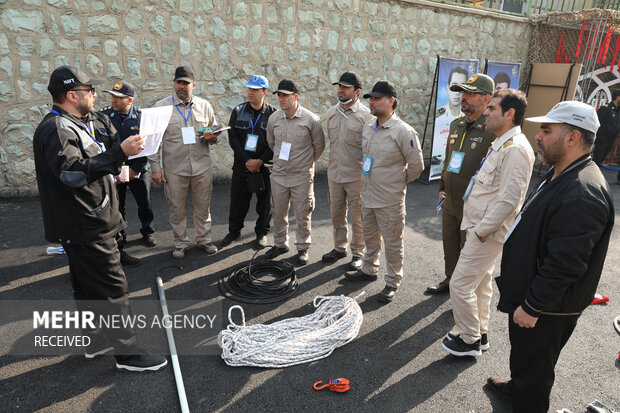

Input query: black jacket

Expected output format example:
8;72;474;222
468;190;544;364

33;105;126;245
227;101;277;172
497;155;614;316
596;102;620;143
99;104;148;173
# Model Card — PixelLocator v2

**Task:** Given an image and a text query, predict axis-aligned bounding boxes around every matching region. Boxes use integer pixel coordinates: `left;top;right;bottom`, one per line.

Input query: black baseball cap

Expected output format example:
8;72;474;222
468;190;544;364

104;80;135;97
272;79;299;95
333;71;362;89
363;81;397;99
47;65;104;96
174;66;194;83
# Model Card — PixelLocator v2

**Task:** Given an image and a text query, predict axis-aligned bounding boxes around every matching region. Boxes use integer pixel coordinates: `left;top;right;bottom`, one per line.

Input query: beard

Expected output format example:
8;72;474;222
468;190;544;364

76;99;93;117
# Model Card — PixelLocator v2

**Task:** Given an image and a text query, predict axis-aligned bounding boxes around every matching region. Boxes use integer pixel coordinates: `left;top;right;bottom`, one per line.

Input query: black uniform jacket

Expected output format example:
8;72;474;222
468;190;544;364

497;155;614;317
33;105;126;245
100;104;147;173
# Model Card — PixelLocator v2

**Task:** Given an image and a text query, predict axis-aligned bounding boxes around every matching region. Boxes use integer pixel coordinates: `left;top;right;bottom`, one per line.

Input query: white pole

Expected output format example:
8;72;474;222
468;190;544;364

156;276;190;413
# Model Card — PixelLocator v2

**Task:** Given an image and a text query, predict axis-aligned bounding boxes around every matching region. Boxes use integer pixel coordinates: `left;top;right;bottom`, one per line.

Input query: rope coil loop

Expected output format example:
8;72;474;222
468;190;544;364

218;293;365;368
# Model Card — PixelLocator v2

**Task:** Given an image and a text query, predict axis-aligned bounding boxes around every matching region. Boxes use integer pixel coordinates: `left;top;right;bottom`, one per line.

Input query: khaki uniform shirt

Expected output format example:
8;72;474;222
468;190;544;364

461;126;535;243
267;104;325;188
326;100;373;183
439;114;495;212
148;92;216;176
361;113;424;208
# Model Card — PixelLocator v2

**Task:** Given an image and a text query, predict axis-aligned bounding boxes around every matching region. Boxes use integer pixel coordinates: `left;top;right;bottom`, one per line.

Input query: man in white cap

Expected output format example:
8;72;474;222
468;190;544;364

487;101;614;413
442;88;534;357
222;75;277;248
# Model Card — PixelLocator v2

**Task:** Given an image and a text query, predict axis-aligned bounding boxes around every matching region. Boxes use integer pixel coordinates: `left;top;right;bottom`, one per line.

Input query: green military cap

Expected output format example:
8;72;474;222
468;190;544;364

449;73;494;95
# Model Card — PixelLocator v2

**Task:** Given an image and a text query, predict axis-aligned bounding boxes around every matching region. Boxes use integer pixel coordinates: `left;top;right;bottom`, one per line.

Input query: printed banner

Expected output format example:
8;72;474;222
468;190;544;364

486;61;521;91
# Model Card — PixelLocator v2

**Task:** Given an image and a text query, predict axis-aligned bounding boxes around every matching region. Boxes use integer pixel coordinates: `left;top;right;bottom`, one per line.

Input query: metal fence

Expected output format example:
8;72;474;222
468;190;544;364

446;0;620;16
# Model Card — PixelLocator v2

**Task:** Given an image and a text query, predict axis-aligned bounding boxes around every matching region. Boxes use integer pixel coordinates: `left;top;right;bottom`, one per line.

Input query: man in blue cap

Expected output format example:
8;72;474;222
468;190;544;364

100;81;157;249
221;75;277;248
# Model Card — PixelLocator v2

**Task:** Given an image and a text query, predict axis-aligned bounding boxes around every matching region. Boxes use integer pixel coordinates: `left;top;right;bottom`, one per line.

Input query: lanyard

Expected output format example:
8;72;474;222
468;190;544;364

50;110;103;152
476;148;494;173
337;108;349;119
458;131;467;151
172;96;193;122
249;113;261;133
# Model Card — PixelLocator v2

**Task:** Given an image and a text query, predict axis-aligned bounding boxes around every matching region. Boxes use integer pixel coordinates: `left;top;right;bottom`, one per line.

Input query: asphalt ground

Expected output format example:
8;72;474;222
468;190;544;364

0;170;619;413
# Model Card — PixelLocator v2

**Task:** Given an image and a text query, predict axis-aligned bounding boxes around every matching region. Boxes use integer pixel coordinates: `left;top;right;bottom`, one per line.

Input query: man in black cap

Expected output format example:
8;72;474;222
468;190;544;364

100;81;157;248
265;79;325;265
345;80;424;303
33;65;167;371
221;75;277;248
321;72;372;270
427;73;496;295
593;88;620;185
149;66;223;259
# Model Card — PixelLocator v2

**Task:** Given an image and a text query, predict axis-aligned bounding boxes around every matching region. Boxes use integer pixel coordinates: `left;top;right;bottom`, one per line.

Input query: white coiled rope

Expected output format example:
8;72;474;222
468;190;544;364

218;293;364;368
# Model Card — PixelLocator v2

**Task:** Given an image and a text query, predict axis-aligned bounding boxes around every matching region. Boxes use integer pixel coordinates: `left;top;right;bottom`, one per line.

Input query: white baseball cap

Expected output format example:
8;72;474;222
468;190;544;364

525;100;600;134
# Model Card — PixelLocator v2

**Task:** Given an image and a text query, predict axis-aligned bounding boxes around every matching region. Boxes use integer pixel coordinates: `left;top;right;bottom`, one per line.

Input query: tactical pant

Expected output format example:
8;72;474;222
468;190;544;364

164;169;213;249
328;178;365;258
442;201;466;281
271;178;314;252
449;228;502;344
117;171;155;238
360;202;406;288
229;168;271;237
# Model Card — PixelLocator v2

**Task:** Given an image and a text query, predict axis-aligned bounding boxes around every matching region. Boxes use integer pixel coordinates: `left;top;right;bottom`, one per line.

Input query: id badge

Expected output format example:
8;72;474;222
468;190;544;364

447;151;465;173
245;134;259;151
182;127;196;144
279;142;291;161
463;176;475;201
362;155;373;176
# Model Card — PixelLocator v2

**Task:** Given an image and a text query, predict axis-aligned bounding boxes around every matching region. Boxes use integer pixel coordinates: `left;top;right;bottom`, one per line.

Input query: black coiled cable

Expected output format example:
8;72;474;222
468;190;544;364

218;249;297;304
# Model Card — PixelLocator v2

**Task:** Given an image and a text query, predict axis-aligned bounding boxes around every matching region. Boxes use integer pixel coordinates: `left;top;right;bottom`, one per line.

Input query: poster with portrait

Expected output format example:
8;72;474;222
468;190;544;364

486;61;521;91
429;57;479;181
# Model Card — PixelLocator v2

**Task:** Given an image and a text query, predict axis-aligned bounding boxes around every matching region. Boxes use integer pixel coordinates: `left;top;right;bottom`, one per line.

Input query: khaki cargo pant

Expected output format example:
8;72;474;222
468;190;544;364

328;178;365;258
163;169;213;249
360;202;406;288
449;228;503;344
270;178;314;252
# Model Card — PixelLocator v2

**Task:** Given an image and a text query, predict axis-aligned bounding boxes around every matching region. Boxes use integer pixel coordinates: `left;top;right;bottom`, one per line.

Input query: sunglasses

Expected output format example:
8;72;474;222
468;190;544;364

71;87;96;94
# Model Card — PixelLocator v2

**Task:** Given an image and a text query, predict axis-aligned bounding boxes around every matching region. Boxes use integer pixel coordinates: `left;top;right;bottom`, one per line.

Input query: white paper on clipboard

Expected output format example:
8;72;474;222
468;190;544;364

128;105;173;159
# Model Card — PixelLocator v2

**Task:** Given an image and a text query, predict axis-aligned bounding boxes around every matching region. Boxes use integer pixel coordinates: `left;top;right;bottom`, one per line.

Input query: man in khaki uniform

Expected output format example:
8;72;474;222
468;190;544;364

321;72;373;270
427;74;495;294
345;81;424;303
266;79;325;265
149;66;223;259
442;88;535;357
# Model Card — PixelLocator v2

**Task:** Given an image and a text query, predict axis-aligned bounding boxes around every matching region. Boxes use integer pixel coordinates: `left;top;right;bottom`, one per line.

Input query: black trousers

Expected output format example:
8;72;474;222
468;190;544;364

508;313;579;413
63;236;137;354
229;168;271;237
117;173;154;238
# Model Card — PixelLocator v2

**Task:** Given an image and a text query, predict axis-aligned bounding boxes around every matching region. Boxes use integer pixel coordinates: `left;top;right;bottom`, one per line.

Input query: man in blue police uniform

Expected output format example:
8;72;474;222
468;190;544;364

221;75;277;248
100;81;156;247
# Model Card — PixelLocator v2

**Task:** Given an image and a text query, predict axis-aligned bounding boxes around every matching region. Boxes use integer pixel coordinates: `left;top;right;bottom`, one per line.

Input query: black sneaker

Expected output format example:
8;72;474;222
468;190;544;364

446;332;489;351
255;235;267;248
265;246;289;259
84;342;114;359
321;249;347;263
441;335;482;357
378;285;397;303
297;250;309;265
143;233;157;247
425;279;449;294
487;376;516;401
344;269;378;282
221;232;240;247
120;251;142;266
116;353;168;372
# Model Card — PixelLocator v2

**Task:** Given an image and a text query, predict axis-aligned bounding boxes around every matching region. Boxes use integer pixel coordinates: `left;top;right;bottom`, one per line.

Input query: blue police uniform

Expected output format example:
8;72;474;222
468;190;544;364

100;104;155;240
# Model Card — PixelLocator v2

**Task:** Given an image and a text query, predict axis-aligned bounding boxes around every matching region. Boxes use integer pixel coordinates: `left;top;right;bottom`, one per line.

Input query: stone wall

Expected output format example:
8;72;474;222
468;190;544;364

0;0;532;197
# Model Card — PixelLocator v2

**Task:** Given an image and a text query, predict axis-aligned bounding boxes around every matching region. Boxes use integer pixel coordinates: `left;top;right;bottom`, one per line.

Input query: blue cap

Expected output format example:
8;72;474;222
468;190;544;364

244;75;269;90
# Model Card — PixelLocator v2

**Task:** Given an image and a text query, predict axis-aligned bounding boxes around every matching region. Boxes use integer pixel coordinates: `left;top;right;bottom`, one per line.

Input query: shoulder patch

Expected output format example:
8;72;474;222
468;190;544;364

436;107;446;117
503;139;514;149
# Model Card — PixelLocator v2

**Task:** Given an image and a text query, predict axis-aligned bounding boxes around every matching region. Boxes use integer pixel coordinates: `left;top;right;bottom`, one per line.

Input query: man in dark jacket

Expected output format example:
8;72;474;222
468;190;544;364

593;89;620;184
100;81;157;248
33;65;167;372
221;75;277;248
487;101;614;412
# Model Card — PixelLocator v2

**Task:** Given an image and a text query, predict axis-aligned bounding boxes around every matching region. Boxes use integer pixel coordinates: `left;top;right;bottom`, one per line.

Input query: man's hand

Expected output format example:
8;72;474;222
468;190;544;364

121;134;146;156
202;129;223;144
246;159;262;173
439;191;446;202
513;305;538;328
151;171;166;184
129;169;139;180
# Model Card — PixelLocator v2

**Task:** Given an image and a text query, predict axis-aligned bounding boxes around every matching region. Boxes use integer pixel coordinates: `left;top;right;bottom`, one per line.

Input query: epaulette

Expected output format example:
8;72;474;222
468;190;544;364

503;139;514;149
436;107;446;117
